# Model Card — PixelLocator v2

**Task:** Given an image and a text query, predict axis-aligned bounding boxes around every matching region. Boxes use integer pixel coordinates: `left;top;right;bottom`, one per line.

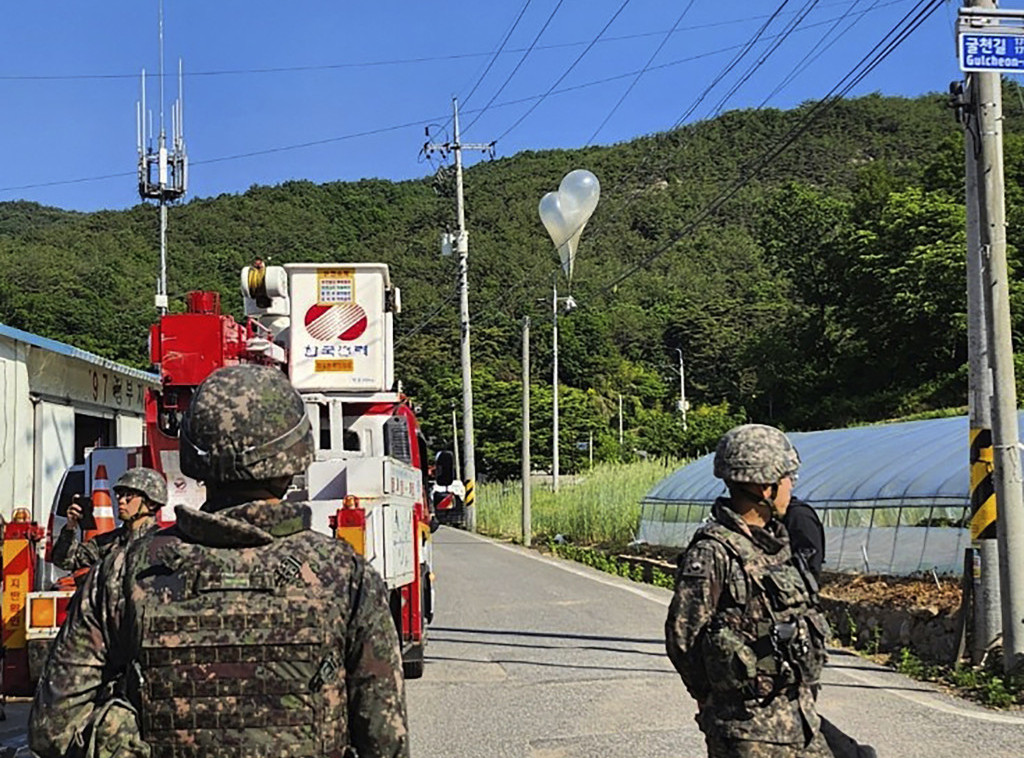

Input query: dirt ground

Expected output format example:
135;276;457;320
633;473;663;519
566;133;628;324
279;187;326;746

627;543;963;614
819;572;962;614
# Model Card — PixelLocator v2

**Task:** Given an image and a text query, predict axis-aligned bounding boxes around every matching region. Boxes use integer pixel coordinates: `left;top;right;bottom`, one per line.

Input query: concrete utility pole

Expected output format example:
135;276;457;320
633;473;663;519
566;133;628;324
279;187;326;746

961;0;1024;672
957;68;1001;661
675;348;688;432
550;279;577;493
618;393;624;447
522;316;531;547
552;281;560;493
424;98;493;532
451;409;462;482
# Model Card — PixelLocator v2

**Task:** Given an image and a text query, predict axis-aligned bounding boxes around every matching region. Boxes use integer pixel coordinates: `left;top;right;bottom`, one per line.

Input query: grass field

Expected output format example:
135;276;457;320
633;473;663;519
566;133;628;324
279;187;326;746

477;459;682;546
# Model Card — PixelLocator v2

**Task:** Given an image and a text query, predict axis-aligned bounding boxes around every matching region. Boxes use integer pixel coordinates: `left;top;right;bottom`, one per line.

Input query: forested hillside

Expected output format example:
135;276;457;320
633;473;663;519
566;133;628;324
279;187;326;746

4;90;1024;479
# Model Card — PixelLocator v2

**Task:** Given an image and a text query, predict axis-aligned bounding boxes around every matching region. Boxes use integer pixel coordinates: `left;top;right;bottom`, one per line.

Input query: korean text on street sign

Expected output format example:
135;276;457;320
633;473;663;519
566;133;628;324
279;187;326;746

960;32;1024;72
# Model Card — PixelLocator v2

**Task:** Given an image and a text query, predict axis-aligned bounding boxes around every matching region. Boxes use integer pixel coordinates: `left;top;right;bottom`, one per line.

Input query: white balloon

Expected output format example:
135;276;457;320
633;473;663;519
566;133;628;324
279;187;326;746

559;169;600;220
538;169;600;281
538;191;568;248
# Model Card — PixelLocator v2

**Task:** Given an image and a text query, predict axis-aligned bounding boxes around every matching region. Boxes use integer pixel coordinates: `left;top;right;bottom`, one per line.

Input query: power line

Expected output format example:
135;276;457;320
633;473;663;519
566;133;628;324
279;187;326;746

493;0;636;144
462;0;931;343
395;0;927;363
0;115;447;193
0;1;911;196
598;0;944;295
585;0;697;146
565;0;804;259
705;0;821;121
459;0;535;110
461;0;566;136
561;0;896;262
0;0;887;82
671;0;793;132
760;0;874;106
395;280;462;347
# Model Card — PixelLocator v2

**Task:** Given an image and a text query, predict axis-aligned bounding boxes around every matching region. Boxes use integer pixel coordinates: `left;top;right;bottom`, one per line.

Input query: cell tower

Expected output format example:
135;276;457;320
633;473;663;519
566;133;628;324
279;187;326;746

137;0;187;314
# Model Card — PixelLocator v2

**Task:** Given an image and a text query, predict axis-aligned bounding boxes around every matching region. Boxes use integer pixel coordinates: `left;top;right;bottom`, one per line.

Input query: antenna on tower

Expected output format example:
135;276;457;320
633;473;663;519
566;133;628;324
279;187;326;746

136;0;187;315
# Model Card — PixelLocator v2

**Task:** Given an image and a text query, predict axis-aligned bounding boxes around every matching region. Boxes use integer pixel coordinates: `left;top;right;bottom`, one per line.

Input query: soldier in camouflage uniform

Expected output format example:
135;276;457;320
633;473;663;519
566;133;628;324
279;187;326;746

52;467;165;572
665;424;833;757
30;364;409;758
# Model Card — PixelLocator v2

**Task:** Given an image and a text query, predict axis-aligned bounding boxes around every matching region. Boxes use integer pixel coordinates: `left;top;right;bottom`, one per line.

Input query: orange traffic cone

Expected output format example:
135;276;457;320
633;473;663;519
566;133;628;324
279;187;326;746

82;464;117;542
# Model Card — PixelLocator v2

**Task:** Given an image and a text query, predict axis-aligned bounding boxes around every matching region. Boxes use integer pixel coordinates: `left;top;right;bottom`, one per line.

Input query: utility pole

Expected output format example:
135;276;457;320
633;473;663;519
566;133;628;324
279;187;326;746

618;393;624;447
959;0;1024;672
955;69;1001;661
137;0;187;315
552;281;560;493
451;408;462;482
675;348;688;431
522;316;531;547
424;98;493;531
549;279;577;493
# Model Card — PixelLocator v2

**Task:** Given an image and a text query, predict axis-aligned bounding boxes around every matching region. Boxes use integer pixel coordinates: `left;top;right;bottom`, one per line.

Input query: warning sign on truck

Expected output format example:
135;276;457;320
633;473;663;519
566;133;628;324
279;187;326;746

317;268;355;303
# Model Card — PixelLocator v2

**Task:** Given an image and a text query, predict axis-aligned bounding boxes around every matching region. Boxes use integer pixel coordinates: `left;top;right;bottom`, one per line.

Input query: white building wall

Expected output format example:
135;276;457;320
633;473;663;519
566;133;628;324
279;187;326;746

33;401;75;524
0;338;33;517
116;415;144;448
0;328;156;523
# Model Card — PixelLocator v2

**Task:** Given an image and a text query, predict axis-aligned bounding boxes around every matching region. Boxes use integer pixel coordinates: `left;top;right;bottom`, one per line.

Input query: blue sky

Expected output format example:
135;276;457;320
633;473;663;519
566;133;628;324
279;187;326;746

0;1;978;212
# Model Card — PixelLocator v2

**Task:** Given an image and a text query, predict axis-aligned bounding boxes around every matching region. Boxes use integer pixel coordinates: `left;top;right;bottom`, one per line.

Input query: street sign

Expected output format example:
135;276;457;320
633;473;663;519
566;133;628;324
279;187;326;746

959;32;1024;72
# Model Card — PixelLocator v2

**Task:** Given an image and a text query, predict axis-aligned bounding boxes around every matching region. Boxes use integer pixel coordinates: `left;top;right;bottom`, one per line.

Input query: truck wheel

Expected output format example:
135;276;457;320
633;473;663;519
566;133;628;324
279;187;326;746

403;645;425;679
421;563;434;624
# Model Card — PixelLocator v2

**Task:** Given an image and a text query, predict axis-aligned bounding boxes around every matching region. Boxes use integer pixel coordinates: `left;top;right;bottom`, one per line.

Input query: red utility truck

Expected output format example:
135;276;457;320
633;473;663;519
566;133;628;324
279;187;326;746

13;263;433;694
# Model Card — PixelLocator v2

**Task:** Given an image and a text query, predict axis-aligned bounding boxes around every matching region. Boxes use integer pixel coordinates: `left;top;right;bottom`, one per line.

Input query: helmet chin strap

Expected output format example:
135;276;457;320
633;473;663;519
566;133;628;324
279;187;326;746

122;503;153;525
756;482;781;520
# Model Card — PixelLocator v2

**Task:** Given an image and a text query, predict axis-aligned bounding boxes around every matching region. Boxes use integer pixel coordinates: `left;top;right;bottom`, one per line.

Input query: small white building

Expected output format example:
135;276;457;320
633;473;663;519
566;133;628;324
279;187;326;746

0;324;158;523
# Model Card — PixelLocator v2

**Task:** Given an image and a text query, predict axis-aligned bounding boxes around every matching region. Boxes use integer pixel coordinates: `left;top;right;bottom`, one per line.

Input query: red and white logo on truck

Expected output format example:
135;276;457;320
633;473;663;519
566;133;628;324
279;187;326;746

304;303;368;341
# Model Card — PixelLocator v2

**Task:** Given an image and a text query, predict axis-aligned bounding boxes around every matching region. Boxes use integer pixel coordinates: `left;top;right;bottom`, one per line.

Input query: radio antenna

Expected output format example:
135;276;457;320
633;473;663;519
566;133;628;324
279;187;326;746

136;0;188;315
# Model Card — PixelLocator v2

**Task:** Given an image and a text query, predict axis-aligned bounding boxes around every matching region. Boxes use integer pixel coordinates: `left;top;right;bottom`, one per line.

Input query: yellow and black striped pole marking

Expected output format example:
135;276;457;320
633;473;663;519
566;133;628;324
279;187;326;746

464;478;475;510
970;427;997;540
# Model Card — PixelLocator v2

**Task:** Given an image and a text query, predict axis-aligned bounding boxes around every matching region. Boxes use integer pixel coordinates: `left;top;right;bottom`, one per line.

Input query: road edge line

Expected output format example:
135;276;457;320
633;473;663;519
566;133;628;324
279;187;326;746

456;530;673;605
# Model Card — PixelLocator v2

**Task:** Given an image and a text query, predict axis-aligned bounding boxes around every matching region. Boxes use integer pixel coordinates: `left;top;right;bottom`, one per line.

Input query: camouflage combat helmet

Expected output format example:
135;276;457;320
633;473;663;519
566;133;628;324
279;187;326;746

713;423;800;484
180;364;314;482
113;467;167;507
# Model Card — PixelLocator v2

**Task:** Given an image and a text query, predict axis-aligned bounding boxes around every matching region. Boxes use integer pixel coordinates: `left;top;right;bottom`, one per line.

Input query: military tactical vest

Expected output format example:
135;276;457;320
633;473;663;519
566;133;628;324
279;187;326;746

694;521;829;700
124;531;353;758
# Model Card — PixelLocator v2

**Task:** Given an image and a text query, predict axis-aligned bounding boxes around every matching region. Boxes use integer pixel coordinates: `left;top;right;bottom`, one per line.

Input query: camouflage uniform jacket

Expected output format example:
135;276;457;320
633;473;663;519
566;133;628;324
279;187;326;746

51;520;156;572
665;498;828;746
29;500;409;758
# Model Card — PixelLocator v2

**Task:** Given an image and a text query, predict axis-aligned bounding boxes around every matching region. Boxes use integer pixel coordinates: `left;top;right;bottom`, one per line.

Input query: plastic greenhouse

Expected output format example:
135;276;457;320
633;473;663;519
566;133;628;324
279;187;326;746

638;414;1009;575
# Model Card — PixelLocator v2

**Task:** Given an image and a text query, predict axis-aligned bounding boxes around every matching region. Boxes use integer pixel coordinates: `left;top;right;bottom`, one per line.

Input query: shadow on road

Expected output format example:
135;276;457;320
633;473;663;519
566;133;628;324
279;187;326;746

431;626;663;645
821;679;934;693
425;654;675;676
430;633;668;659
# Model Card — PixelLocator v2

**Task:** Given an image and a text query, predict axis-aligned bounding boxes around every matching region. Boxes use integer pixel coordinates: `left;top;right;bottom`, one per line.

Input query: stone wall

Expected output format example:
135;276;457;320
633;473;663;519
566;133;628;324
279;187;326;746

821;597;962;662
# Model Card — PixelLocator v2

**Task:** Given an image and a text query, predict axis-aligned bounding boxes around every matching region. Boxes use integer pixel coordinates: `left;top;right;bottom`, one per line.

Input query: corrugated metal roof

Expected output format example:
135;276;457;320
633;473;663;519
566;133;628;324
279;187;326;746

642;414;1006;509
0;323;159;385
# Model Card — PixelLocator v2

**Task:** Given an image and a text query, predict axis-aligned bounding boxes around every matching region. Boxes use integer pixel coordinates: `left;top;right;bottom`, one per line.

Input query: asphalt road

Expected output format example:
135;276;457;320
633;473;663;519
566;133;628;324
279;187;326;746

6;528;1024;757
407;527;1024;758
